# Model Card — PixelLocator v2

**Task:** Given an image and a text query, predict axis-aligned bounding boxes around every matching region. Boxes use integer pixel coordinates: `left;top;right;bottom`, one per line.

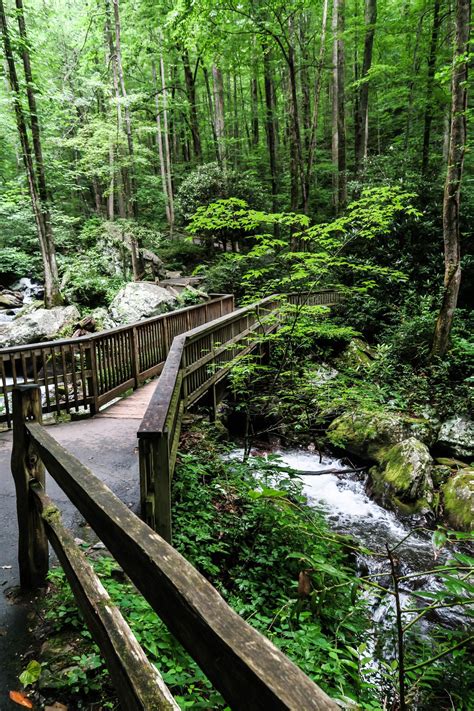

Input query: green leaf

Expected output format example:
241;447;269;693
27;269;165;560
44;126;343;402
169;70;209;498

19;660;42;687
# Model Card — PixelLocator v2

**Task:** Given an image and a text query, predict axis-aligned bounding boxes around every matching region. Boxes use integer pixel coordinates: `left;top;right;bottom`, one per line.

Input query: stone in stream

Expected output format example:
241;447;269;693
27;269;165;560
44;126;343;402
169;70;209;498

0;288;23;309
108;281;177;325
441;470;474;531
369;437;434;513
436;416;474;460
327;408;438;462
0;305;80;347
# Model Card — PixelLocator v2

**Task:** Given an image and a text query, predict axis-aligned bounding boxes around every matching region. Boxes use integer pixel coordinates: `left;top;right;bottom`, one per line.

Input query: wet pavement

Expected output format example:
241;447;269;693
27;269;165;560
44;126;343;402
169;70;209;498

0;415;142;707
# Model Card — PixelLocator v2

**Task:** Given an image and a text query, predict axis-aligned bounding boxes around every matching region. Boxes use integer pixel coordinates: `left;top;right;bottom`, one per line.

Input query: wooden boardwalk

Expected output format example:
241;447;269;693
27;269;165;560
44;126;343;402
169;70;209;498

95;380;158;420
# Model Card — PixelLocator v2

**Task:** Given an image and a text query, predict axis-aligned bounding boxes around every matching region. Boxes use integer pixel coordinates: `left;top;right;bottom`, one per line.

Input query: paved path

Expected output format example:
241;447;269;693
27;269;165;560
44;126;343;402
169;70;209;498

0;381;157;706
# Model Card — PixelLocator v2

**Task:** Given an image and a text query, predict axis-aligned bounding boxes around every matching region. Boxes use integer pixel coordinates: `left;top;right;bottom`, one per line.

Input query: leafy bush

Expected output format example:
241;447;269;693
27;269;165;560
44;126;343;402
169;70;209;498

60;250;125;307
0;246;35;284
158;239;205;271
175;162;267;224
199;253;248;297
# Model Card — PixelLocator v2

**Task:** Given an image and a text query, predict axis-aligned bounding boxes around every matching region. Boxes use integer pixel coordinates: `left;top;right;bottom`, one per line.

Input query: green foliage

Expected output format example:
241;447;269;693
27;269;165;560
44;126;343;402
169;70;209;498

157;239;206;271
175;163;267;224
40;444;377;708
59;250;125;308
0;246;33;283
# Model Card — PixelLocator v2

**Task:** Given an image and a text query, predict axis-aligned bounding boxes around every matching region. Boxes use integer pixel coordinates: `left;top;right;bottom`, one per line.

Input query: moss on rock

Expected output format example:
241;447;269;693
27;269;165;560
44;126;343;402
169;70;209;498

370;437;434;512
441;470;474;532
327;409;436;462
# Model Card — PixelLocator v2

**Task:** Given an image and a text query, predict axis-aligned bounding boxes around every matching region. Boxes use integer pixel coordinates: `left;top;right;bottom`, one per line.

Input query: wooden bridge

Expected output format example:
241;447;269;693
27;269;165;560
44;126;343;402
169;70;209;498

6;289;342;711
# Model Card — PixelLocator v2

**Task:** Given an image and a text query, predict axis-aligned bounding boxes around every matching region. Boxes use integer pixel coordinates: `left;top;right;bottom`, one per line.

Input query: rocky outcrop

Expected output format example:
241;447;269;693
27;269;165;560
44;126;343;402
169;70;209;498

441;470;474;531
0;305;80;347
327;409;437;461
108;282;177;325
370;437;434;512
336;338;376;369
436;417;474;460
0;288;23;309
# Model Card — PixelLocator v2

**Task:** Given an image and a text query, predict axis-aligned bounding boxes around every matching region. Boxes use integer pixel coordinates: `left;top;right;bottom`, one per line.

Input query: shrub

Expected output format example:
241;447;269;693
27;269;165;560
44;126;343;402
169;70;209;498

0;246;35;284
175;162;267;224
158;239;206;271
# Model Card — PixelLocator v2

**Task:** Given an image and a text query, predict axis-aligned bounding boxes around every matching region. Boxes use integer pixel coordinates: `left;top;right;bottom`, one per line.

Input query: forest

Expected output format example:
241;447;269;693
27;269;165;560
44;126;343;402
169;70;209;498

0;0;473;709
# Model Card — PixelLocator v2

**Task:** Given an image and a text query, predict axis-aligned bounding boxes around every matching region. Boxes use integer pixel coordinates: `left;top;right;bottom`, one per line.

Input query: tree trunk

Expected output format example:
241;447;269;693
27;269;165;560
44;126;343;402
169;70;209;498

152;60;173;228
212;64;226;167
105;0;126;218
262;42;278;212
305;0;329;210
332;0;347;213
431;0;470;357
287;17;307;212
354;0;377;174
203;66;219;162
112;0;136;218
1;0;60;307
421;0;441;177
182;49;201;160
159;51;175;231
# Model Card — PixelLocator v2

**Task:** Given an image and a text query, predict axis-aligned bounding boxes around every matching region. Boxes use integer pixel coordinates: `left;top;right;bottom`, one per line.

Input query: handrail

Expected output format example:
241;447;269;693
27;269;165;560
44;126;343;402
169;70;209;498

138;290;342;539
0;294;234;427
11;384;338;711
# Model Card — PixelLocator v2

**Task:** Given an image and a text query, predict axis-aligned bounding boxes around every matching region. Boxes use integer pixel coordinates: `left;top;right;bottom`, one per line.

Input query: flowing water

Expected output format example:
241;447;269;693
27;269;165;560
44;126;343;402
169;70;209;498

231;447;472;636
0;278;43;323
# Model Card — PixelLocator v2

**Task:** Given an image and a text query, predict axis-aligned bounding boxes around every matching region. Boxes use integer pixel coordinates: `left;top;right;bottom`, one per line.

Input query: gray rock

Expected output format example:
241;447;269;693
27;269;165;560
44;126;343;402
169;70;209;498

336;338;376;369
0;289;23;309
370;437;434;511
437;417;474;460
0;305;80;347
108;282;177;325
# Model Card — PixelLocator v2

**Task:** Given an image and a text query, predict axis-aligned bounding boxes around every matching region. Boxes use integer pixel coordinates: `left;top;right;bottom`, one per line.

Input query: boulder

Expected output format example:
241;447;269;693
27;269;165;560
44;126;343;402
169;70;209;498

108;282;177;325
441;470;474;531
336;338;376;370
436;417;474;460
0;305;80;347
97;223;165;280
0;288;23;309
327;409;437;461
370;437;434;512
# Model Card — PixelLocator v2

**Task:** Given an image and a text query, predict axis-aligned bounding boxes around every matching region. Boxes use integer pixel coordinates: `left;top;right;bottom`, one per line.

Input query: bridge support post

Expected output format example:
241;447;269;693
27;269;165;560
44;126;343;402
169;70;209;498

11;385;49;589
139;434;172;544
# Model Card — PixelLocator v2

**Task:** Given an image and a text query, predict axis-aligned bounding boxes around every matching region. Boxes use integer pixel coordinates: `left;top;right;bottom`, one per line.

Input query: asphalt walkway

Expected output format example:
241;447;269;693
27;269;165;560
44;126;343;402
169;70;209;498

0;381;156;706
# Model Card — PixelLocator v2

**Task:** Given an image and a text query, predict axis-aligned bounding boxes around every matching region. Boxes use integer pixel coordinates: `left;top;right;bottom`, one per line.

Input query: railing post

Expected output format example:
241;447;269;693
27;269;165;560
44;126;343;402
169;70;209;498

85;342;99;416
11;385;49;589
131;326;140;388
139;434;172;543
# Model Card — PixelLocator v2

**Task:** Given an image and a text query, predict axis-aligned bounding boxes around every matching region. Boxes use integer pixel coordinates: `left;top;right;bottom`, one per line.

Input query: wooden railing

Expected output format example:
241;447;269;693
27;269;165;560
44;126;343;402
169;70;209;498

12;384;338;711
0;295;234;428
138;289;342;540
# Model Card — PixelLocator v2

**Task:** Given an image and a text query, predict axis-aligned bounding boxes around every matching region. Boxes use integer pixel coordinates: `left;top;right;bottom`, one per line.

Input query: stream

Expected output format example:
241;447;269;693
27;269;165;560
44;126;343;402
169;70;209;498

232;447;472;653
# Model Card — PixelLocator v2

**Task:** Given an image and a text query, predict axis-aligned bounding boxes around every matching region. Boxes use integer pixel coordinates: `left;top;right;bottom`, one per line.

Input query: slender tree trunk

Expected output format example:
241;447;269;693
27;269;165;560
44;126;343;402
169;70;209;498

159;51;175;230
108;144;115;220
432;0;470;357
152;60;172;228
355;0;377;174
105;0;126;218
182;49;201;160
1;0;60;307
305;0;329;210
112;0;136;218
212;64;226;167
262;42;278;212
287;17;307;211
421;0;441;176
332;0;347;213
203;66;219;162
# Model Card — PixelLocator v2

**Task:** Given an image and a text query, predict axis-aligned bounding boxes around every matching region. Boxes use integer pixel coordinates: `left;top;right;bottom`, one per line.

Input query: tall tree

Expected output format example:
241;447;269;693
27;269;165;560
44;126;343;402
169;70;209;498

332;0;347;213
212;64;226;166
354;0;377;174
0;0;60;306
431;0;470;357
421;0;442;177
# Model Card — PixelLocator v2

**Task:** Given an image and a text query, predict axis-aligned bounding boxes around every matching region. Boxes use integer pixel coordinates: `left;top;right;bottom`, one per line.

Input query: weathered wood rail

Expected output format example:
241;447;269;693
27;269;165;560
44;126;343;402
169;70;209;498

138;289;342;540
12;384;338;710
0;295;234;428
